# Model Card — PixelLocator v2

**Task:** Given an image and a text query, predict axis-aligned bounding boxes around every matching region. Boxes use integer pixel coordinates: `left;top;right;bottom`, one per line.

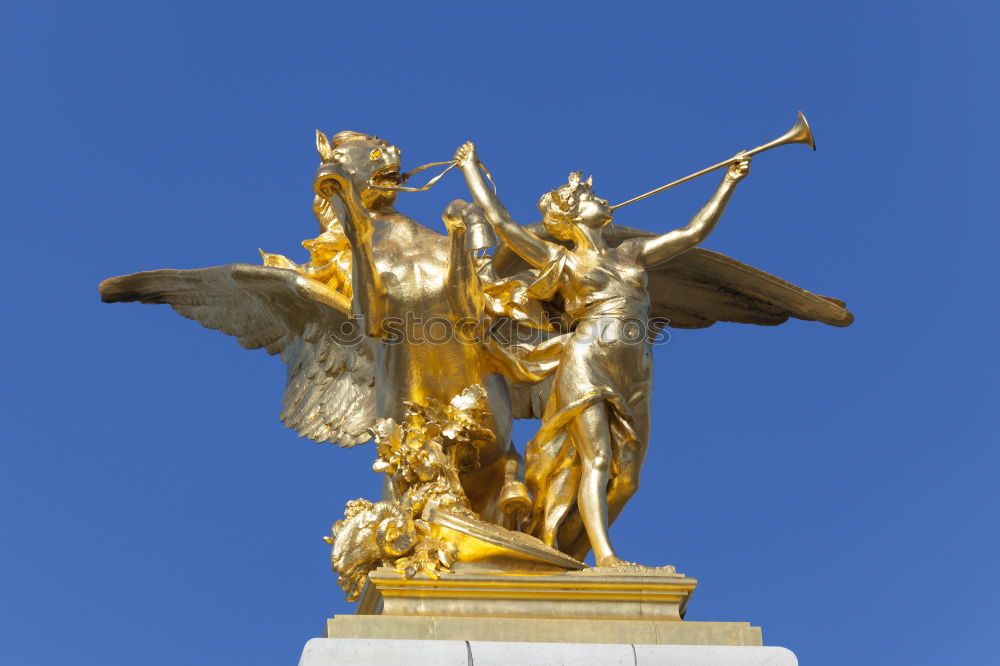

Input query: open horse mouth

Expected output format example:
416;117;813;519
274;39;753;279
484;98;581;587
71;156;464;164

371;165;404;188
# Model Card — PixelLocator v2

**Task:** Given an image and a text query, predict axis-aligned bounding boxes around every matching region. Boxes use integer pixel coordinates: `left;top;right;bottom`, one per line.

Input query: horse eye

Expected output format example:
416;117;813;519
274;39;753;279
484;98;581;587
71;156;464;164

370;149;383;161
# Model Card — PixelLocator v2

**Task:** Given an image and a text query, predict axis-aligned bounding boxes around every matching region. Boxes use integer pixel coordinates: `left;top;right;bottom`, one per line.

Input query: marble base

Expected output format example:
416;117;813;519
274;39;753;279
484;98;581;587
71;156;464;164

300;638;795;665
326;615;762;646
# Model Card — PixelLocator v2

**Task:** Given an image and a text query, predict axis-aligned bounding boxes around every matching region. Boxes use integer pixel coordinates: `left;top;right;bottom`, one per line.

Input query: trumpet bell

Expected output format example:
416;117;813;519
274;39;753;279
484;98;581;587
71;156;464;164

780;111;816;151
744;111;816;158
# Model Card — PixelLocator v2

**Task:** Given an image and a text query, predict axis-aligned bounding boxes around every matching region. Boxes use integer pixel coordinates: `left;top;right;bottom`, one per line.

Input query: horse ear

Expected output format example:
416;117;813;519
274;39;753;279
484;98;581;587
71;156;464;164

316;130;334;161
585;175;593;187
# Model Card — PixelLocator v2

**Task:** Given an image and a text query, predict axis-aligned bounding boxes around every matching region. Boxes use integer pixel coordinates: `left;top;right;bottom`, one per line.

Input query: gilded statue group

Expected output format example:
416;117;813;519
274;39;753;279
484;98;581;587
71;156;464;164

101;114;852;600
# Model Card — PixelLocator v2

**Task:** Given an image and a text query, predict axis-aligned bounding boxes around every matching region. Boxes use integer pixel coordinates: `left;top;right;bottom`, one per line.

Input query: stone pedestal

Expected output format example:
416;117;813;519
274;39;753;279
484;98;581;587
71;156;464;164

300;638;797;665
355;566;697;621
306;565;784;664
323;566;763;648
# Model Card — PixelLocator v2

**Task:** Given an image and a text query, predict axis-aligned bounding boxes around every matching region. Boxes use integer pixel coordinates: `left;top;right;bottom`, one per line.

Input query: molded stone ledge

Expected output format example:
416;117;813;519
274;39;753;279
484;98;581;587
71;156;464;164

326;615;762;646
359;566;698;621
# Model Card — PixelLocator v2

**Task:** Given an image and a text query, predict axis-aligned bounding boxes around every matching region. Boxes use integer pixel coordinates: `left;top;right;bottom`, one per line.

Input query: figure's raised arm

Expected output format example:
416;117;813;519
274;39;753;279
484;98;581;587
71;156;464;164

455;142;557;270
635;154;751;267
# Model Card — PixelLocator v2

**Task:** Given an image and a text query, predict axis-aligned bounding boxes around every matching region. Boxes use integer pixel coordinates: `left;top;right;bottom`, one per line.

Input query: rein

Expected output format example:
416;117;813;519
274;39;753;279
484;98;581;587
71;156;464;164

367;159;497;194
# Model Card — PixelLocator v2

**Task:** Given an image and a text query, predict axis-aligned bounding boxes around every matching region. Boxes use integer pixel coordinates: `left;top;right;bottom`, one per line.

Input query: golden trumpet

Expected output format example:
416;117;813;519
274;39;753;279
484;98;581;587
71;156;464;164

611;111;816;210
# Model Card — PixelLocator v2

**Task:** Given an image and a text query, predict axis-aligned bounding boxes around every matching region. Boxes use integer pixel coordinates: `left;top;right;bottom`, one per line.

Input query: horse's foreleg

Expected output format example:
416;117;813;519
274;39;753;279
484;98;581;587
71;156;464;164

443;200;486;327
333;186;386;336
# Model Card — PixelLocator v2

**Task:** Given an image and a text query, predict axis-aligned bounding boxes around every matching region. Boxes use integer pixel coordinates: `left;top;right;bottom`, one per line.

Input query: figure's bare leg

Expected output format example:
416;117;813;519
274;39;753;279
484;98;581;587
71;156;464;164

567;402;622;567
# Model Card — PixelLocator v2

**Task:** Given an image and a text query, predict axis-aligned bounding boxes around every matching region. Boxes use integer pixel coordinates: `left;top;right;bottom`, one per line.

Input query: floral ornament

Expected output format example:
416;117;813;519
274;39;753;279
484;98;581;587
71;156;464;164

391;519;458;580
371;384;495;519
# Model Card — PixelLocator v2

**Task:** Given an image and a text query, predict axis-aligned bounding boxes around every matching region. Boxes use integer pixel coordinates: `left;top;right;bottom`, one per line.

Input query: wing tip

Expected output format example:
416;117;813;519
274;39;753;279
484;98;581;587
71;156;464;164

828;308;855;327
815;296;854;327
99;275;141;303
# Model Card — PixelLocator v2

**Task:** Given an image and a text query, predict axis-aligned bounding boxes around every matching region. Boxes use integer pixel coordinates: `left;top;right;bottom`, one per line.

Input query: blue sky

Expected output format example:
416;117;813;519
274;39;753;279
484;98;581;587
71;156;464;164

2;2;997;664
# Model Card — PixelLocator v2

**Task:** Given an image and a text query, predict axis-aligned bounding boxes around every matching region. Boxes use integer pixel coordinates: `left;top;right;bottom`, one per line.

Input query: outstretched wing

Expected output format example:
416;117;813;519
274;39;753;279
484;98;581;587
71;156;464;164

645;245;853;328
100;264;376;447
492;223;854;330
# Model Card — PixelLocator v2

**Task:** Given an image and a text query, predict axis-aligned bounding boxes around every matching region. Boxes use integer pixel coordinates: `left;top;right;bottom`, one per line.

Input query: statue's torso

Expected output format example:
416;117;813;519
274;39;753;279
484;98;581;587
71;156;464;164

559;245;651;323
367;213;511;443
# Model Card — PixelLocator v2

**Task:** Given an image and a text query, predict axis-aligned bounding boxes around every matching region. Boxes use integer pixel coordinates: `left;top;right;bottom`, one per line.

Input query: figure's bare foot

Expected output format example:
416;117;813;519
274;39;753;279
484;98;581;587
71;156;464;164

585;558;678;574
595;554;635;568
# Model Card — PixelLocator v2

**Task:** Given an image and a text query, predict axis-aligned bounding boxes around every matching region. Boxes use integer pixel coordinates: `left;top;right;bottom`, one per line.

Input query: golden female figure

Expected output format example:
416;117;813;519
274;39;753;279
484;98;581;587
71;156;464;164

456;142;750;566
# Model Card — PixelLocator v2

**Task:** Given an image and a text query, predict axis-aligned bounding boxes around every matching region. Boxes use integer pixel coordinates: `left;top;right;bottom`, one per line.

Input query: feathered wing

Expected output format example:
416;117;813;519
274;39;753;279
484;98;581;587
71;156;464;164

99;264;376;447
492;223;854;331
644;246;853;328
